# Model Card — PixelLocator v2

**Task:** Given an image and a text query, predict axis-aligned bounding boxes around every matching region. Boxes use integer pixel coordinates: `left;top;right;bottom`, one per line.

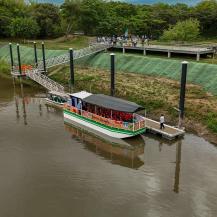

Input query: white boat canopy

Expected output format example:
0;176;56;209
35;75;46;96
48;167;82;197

70;91;92;99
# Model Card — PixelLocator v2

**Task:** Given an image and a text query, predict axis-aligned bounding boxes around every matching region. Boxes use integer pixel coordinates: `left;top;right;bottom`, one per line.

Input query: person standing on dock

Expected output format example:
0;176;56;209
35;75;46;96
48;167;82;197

160;114;165;130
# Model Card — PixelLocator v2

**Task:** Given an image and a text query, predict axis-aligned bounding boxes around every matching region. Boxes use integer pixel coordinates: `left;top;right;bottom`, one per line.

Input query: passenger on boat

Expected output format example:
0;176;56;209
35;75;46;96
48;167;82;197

76;99;82;114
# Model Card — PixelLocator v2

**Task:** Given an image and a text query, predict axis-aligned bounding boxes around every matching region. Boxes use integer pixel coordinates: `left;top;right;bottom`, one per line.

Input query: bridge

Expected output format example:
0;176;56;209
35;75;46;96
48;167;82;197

11;43;111;92
37;43;111;69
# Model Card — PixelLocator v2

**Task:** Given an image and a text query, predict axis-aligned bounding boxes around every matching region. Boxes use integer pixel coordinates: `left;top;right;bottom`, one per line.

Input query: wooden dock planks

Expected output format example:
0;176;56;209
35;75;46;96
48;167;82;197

144;118;185;140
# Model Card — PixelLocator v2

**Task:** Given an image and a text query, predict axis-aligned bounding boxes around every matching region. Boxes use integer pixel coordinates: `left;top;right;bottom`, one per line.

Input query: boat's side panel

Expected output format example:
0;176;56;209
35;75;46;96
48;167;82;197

64;113;133;139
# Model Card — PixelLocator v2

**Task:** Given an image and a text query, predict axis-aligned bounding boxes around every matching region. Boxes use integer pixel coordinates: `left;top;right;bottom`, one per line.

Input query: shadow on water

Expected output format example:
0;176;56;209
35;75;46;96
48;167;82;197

64;123;145;169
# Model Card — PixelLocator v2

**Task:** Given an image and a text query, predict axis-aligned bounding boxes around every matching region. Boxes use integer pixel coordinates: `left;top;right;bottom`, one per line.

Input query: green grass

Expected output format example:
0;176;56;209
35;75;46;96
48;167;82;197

0;44;66;64
204;112;217;133
76;52;217;95
0;35;91;50
0;59;10;77
0;35;92;65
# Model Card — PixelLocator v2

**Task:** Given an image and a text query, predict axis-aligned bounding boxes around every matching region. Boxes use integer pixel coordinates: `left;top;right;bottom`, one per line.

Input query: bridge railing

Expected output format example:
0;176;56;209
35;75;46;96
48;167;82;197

37;43;111;69
26;69;65;93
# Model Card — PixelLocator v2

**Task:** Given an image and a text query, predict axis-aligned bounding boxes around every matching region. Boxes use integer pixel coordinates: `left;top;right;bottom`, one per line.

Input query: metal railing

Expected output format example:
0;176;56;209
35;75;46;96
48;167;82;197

64;105;146;132
37;43;112;70
25;69;65;93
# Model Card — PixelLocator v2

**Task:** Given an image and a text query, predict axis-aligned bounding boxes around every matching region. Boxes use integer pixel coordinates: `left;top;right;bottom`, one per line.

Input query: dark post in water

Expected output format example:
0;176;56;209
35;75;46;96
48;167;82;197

110;53;115;96
42;42;46;74
9;43;14;69
34;42;38;67
69;48;74;90
179;61;188;128
17;44;22;75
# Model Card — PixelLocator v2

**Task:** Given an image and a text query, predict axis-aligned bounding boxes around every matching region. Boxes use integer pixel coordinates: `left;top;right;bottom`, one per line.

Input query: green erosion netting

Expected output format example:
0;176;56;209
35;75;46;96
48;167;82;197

0;44;66;65
1;44;217;95
76;53;217;95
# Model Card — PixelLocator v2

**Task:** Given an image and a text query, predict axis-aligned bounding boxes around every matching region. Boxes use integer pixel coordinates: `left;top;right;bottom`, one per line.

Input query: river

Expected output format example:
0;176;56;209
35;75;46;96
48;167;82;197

0;77;217;217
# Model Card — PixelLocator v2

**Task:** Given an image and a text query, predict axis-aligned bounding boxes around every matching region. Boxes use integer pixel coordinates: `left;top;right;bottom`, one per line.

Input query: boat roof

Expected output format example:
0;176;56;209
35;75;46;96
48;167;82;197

83;94;143;113
70;91;92;99
49;91;69;98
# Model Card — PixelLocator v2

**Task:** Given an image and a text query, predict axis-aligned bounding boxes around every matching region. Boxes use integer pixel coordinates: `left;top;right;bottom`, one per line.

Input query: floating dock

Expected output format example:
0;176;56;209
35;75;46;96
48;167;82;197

144;118;185;140
112;44;214;61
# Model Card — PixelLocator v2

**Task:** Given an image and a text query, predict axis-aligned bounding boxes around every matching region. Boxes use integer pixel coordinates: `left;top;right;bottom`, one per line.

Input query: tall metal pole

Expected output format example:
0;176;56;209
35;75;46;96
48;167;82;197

178;61;188;128
110;53;115;96
9;43;14;69
42;42;46;74
34;42;38;67
17;44;22;75
69;48;74;91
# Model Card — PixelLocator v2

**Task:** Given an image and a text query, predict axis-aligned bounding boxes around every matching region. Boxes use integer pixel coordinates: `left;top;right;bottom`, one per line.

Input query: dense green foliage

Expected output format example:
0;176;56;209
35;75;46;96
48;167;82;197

0;0;217;40
161;19;200;41
10;17;40;39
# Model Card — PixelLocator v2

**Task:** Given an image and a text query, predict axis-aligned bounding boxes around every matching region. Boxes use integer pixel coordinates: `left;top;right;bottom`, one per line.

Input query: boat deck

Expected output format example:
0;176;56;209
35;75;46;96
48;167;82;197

144;118;185;140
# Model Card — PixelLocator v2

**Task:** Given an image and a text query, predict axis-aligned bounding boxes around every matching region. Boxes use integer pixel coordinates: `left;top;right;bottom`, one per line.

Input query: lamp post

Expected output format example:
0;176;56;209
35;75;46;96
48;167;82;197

110;53;115;96
69;48;74;92
34;42;38;67
17;44;22;75
9;43;14;69
42;42;46;74
178;61;188;129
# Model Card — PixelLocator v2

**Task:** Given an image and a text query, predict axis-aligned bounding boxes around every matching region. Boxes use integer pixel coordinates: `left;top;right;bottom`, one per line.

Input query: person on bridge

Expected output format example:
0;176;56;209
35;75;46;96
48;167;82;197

160;114;165;130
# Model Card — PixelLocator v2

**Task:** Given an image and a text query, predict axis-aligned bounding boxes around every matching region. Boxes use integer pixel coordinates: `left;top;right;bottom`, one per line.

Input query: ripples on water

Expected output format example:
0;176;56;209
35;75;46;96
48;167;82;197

0;78;217;217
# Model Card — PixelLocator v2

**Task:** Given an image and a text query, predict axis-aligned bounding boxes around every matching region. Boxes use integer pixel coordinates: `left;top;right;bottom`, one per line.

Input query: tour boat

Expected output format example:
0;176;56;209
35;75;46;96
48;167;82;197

45;91;70;109
63;91;146;139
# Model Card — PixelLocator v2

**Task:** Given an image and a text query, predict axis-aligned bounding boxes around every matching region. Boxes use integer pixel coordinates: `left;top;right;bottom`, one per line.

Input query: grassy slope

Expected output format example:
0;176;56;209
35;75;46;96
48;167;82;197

0;44;66;64
0;35;92;64
1;41;217;95
76;53;217;95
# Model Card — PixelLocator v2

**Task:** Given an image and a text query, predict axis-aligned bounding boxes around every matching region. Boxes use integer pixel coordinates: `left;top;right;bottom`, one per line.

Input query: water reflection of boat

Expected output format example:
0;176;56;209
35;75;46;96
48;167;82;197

64;122;145;169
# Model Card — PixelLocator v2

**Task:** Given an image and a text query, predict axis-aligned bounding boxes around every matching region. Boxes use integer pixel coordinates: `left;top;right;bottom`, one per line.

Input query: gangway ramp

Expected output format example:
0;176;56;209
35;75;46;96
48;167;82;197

145;118;185;140
26;69;65;93
37;43;111;69
11;68;65;93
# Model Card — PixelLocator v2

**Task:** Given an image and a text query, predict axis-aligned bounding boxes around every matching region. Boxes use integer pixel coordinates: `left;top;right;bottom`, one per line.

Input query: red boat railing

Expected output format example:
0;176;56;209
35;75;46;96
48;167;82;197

64;104;145;131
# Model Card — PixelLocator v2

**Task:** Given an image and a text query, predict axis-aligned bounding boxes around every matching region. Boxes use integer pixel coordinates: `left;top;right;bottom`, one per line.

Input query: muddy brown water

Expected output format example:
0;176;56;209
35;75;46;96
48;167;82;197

0;77;217;217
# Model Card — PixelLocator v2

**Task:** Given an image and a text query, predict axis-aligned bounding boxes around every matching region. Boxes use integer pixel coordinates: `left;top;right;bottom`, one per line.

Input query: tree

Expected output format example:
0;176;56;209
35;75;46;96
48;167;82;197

30;3;61;38
80;0;105;35
0;0;27;37
161;19;200;42
61;0;82;37
193;0;217;36
10;17;40;40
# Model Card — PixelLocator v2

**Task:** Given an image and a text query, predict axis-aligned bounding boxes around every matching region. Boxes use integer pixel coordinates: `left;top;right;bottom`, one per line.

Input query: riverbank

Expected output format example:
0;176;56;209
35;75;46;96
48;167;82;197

0;60;43;88
50;66;217;145
1;59;217;145
77;52;217;95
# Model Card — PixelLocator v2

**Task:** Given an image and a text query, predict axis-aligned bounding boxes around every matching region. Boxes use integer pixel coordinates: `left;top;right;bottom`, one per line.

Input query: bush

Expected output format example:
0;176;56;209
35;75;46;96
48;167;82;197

161;19;200;42
0;59;10;76
205;112;217;133
10;17;40;39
